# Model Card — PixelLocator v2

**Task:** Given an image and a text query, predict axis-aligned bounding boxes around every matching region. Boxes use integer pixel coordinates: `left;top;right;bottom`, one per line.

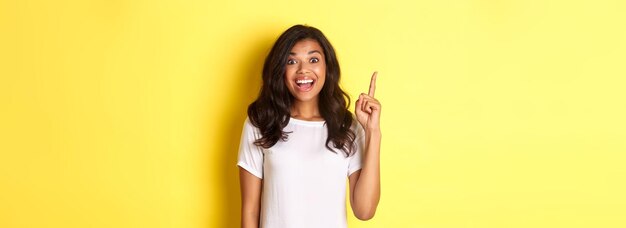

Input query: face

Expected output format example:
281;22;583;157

284;38;326;103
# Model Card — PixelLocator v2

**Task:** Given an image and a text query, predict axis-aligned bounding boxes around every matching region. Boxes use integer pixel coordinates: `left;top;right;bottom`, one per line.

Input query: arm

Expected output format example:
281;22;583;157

349;128;381;220
349;71;382;220
239;167;262;228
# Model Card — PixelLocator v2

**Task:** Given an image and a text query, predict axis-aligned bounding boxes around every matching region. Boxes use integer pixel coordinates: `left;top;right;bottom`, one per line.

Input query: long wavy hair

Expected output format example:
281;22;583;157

247;24;356;157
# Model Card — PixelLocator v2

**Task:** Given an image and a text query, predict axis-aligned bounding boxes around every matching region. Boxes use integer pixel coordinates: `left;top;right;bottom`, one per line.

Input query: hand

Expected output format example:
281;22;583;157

355;72;381;131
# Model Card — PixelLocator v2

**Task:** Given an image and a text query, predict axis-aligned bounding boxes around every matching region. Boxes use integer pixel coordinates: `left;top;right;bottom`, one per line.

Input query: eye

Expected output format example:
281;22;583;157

287;59;297;65
310;58;319;63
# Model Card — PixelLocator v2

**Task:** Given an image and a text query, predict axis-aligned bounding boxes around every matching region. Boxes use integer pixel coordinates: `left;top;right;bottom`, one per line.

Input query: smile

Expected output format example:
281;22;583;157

295;78;315;91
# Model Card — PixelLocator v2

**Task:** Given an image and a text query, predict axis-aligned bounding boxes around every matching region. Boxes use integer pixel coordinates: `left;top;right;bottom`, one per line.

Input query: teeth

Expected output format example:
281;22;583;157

296;79;313;84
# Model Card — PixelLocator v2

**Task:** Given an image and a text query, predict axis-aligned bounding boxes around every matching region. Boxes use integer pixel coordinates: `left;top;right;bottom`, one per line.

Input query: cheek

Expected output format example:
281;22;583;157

317;64;326;82
314;63;326;77
284;67;295;81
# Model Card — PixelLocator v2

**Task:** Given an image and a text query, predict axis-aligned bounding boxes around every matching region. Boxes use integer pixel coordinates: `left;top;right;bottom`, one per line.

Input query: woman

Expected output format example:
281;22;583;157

237;24;381;228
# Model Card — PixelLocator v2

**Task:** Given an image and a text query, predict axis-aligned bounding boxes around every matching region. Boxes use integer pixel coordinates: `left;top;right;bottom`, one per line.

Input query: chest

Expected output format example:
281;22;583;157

262;125;350;178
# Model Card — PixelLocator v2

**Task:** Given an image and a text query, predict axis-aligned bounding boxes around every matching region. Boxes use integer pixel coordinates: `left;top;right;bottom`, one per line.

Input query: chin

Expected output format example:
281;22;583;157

292;94;319;103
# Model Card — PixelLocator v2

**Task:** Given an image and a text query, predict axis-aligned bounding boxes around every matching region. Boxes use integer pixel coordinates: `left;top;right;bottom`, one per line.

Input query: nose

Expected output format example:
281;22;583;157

296;62;311;75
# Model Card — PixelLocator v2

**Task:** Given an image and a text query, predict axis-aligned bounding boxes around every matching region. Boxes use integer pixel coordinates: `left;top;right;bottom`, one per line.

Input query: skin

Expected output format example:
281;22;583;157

240;39;382;227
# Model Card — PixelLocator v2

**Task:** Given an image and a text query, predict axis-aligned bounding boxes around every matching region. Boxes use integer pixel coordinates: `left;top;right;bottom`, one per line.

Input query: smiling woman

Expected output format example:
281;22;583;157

237;25;382;228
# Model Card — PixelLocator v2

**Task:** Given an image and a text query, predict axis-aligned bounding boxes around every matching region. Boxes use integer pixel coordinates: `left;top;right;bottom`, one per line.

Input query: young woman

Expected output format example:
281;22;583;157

237;24;382;228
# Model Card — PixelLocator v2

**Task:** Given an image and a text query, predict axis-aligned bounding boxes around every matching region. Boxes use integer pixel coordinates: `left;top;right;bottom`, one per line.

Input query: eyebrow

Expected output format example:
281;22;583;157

289;50;322;55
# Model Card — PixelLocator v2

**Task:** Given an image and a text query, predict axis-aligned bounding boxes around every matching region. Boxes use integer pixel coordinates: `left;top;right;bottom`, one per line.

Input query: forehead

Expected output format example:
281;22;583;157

290;39;324;55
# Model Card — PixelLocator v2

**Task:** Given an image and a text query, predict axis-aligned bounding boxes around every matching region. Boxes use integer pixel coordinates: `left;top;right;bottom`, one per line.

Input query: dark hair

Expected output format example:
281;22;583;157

247;24;356;157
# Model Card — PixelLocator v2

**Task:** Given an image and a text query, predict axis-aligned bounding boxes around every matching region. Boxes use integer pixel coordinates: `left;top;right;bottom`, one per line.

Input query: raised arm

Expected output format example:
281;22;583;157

349;71;382;220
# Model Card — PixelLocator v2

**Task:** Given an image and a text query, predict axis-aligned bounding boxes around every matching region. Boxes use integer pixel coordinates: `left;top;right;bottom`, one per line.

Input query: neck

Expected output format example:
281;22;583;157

290;99;323;121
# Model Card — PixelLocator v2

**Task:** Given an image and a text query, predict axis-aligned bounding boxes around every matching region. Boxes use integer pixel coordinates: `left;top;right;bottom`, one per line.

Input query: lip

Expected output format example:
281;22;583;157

294;76;316;92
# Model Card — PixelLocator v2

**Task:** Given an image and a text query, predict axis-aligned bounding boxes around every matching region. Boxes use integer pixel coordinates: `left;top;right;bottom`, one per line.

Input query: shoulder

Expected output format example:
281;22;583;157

243;116;259;129
242;116;262;136
244;116;253;127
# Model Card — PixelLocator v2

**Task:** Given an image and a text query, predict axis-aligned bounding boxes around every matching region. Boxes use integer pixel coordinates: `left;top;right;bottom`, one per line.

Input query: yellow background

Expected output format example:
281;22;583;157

1;0;625;227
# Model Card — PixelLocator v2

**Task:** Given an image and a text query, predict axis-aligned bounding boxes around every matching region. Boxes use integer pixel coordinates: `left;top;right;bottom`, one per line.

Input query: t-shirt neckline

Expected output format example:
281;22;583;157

289;117;326;126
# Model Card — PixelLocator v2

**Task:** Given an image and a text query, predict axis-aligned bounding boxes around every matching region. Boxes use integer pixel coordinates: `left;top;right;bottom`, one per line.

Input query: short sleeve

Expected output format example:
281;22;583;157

237;117;264;179
347;122;365;176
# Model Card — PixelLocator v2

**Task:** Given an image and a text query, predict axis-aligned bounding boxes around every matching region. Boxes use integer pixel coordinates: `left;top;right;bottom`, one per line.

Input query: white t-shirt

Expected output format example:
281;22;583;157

237;117;364;228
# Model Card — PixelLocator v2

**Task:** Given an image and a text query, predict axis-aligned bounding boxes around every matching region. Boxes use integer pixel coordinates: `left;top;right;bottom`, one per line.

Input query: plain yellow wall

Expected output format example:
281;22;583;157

1;0;625;227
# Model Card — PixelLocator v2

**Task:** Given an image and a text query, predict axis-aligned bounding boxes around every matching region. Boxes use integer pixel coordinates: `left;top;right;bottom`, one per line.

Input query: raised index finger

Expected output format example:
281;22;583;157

368;71;378;97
